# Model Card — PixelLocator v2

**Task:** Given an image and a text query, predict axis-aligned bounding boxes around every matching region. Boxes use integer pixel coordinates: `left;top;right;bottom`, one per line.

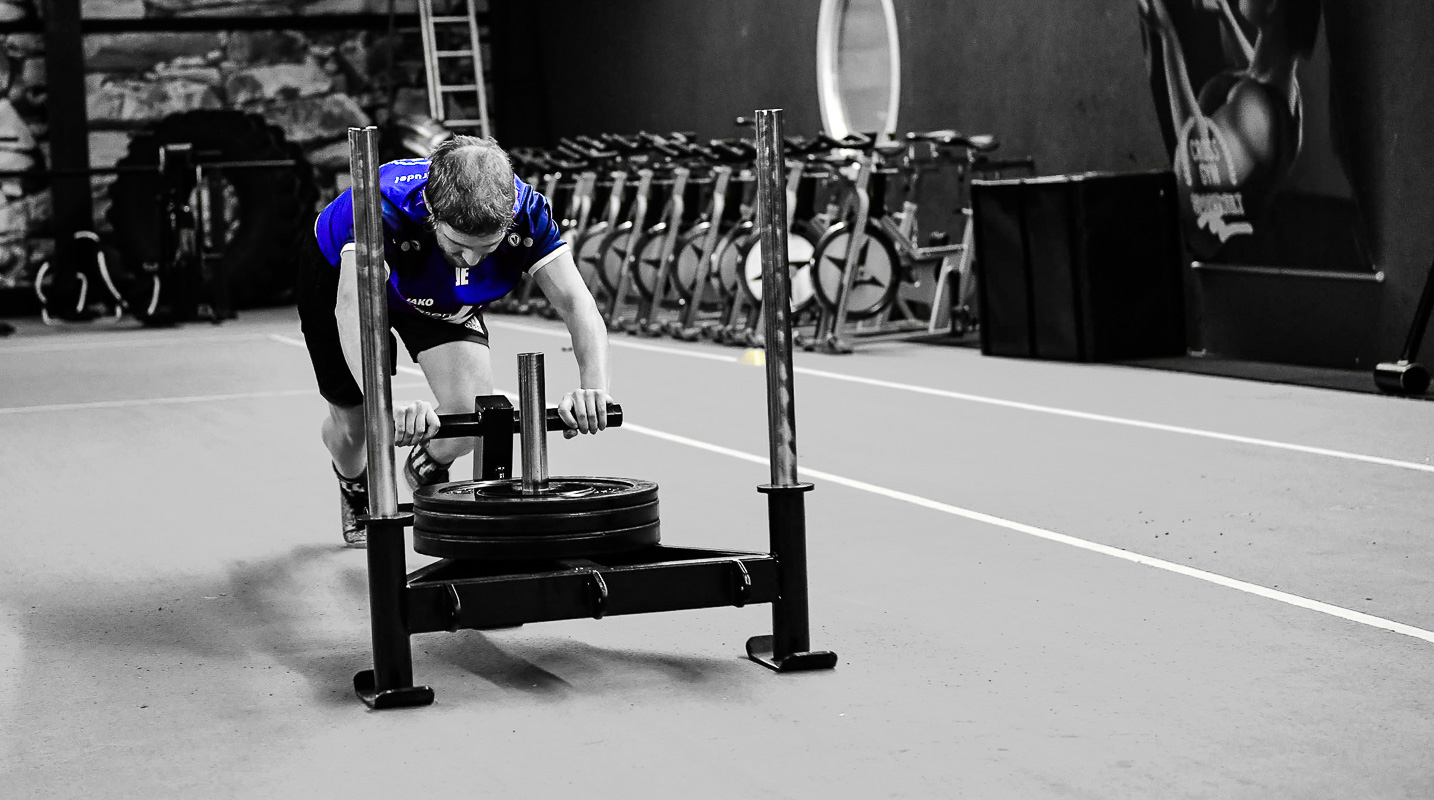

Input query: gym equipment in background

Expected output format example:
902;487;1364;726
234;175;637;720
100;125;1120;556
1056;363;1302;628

1374;254;1434;396
12;111;314;327
474;119;1033;353
381;114;455;162
106;110;316;324
806;130;1033;353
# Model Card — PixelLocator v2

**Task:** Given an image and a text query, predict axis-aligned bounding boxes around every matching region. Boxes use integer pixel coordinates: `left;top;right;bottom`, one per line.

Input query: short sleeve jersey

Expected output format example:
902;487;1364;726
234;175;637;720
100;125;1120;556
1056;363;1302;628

313;159;567;322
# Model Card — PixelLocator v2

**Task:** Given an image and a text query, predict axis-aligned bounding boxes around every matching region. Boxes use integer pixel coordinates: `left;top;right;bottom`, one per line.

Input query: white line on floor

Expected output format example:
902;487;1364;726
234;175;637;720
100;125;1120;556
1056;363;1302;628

270;333;430;379
619;421;1434;647
269;333;308;348
0;383;429;415
485;319;1434;475
791;366;1434;474
0;332;278;355
485;319;738;363
268;330;1434;644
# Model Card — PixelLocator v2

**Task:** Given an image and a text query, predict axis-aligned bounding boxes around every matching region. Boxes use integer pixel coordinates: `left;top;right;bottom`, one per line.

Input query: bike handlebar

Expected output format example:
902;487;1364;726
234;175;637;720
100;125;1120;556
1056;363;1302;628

906;129;1000;152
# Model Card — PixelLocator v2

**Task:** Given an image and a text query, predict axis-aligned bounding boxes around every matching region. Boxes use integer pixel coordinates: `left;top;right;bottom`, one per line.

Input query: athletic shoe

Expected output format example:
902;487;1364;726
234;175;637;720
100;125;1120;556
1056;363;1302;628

404;443;451;491
335;466;369;548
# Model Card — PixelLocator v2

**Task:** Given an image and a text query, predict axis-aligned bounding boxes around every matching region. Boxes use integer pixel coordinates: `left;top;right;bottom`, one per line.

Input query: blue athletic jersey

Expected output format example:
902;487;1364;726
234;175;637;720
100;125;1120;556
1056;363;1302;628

313;159;567;322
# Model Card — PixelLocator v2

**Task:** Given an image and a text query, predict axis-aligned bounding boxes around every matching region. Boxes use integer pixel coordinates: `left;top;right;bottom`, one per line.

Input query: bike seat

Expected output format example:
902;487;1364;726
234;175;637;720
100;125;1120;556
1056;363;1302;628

599;133;645;153
708;139;754;162
812;132;873;151
906;129;1000;152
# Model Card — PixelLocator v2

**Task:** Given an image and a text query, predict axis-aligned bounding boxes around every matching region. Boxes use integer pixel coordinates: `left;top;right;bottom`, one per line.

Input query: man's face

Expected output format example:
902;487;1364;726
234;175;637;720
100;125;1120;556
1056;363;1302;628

433;220;505;267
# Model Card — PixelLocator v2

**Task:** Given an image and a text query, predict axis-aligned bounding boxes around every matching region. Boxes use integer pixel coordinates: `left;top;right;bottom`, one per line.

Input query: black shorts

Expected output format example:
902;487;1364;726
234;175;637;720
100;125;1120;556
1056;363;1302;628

297;234;489;408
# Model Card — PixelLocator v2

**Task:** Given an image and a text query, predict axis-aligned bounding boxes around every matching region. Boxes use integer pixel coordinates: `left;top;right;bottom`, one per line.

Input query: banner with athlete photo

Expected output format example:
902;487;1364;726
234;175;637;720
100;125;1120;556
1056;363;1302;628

1137;0;1373;272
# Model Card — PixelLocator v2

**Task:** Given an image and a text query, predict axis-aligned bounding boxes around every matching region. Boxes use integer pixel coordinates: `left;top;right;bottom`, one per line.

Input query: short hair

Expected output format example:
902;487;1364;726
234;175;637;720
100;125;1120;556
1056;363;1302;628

425;135;516;236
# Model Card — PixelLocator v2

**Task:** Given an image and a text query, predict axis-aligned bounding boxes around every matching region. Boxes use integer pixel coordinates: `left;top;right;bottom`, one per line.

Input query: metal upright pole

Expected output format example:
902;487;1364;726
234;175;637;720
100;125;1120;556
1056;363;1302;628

517;353;550;494
351;127;399;519
349;126;432;709
746;109;837;673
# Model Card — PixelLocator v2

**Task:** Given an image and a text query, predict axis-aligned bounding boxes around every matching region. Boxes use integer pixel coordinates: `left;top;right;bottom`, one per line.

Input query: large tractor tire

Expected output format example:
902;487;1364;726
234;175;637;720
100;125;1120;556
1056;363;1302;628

106;110;318;312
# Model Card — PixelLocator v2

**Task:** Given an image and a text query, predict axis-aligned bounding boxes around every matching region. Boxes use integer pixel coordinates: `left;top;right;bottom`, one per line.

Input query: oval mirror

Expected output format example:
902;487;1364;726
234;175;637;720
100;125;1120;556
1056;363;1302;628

816;0;901;139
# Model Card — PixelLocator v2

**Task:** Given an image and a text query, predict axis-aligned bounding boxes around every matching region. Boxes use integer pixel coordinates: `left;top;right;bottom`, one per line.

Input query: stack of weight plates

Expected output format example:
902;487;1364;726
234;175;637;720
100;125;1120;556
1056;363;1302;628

411;477;660;560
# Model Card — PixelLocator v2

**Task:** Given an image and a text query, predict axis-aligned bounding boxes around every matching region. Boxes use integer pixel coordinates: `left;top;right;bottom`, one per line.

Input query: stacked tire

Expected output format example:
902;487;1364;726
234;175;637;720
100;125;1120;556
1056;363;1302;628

106;110;318;316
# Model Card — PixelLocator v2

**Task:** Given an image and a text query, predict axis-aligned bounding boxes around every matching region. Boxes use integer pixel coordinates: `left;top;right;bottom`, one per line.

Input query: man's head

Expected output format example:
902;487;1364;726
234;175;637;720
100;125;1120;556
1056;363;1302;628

424;135;516;266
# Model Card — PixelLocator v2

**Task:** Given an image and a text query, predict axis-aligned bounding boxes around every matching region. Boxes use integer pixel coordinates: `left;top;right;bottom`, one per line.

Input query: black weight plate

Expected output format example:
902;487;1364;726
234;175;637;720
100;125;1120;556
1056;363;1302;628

412;498;660;536
412;519;661;560
413;477;658;516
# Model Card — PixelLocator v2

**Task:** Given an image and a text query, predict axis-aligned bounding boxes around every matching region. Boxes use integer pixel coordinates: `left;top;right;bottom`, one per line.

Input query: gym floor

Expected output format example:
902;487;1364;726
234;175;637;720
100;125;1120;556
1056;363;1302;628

2;309;1432;799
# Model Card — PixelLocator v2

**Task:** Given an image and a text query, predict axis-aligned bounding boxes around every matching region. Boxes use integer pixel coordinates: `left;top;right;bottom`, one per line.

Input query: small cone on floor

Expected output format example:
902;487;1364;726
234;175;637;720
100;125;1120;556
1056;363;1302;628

738;348;766;366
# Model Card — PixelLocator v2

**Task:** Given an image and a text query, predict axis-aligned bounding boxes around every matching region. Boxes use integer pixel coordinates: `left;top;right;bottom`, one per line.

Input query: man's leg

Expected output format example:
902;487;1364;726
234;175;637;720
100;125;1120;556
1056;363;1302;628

297;231;377;546
323;401;368;479
415;339;494;468
321;401;372;547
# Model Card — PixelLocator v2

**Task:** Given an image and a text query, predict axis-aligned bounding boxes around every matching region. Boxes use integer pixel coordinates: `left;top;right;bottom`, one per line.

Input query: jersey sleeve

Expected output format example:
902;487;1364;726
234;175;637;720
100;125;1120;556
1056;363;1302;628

314;190;354;265
515;183;568;274
314;161;427;265
314;193;409;266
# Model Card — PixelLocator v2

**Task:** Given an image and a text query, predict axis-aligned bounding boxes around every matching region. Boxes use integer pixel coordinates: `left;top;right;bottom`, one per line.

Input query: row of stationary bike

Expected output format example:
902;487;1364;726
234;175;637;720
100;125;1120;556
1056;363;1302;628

494;123;1034;353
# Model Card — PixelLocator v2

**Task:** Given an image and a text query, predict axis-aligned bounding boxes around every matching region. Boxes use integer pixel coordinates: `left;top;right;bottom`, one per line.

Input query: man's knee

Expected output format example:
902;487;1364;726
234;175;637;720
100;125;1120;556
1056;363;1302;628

324;403;367;443
416;340;493;410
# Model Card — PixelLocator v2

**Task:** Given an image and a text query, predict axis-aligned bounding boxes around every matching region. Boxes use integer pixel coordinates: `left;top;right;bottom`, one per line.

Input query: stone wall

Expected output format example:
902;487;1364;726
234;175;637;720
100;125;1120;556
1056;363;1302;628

0;0;438;295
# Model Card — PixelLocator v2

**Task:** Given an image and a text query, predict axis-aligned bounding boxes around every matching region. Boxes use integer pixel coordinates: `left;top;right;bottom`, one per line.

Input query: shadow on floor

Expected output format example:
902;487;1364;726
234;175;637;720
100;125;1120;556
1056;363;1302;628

5;543;763;712
0;544;374;709
418;629;748;701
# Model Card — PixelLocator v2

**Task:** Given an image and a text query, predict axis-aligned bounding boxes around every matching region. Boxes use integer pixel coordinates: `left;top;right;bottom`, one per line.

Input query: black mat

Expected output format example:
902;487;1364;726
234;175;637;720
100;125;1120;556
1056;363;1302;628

913;330;1431;400
1116;355;1433;400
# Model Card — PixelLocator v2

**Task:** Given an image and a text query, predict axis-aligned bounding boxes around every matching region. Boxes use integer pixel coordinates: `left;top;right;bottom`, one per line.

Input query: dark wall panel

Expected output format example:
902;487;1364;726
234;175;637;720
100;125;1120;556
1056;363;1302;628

895;1;1167;176
1323;0;1434;358
524;0;822;143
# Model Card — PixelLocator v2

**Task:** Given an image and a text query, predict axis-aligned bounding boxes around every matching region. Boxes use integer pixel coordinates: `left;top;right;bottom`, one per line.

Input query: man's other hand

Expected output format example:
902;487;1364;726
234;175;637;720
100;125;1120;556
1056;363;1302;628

557;388;612;439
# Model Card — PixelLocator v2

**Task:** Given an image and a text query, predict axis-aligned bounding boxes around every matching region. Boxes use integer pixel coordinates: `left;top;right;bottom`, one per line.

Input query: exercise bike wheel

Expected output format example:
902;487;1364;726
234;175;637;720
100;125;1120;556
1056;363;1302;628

811;220;901;320
573;221;610;289
596;222;637;295
739;229;817;311
671;222;724;307
714;222;754;299
630;223;670;301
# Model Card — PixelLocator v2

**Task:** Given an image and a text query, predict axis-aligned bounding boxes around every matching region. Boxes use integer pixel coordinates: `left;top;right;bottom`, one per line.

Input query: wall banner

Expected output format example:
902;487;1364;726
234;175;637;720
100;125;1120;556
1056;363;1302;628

1138;0;1373;272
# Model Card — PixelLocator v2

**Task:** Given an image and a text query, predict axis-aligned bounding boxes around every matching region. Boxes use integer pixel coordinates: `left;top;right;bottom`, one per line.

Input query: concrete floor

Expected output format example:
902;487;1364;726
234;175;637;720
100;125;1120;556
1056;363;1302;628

1;308;1432;799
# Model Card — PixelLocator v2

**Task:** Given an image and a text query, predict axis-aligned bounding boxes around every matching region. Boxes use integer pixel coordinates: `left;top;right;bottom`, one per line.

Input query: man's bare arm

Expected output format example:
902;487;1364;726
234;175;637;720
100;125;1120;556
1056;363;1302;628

334;248;439;446
535;250;613;436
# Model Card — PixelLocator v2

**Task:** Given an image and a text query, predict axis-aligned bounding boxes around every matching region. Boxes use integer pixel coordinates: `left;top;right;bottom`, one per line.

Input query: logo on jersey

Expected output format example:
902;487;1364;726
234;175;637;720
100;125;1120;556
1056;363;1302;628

394;172;428;183
410;297;435;307
508;233;521;247
454;267;470;286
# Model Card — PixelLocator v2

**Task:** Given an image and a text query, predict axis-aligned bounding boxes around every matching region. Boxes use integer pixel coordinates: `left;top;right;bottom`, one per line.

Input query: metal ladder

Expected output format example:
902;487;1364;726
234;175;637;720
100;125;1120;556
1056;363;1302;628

417;0;491;137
